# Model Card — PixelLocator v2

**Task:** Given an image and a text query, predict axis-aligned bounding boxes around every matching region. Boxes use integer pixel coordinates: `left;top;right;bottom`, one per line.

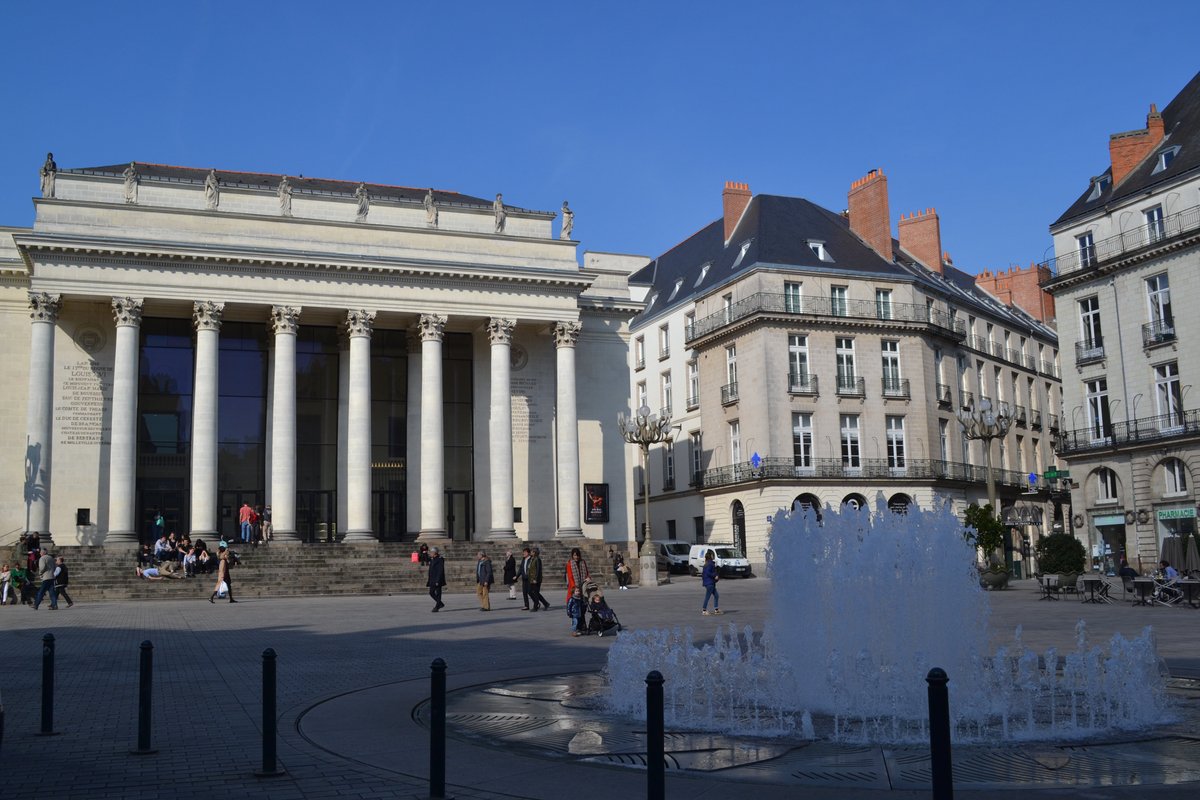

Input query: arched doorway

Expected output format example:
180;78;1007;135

887;493;912;514
792;493;822;523
841;493;867;512
731;500;746;554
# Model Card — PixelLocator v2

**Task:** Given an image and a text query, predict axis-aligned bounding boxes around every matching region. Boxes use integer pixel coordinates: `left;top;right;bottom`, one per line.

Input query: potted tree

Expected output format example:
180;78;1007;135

964;503;1009;590
1034;532;1086;593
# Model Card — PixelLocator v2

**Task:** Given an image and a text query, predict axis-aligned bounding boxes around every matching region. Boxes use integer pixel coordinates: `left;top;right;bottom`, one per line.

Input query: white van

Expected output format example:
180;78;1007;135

688;544;752;578
651;540;692;573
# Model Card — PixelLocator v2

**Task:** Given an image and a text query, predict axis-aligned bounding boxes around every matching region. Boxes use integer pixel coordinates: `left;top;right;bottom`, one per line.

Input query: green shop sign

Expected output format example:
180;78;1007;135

1156;507;1197;520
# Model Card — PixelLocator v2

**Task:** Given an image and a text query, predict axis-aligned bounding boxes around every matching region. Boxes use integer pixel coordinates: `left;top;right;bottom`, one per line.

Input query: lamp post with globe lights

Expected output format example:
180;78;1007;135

956;396;1013;520
618;405;677;560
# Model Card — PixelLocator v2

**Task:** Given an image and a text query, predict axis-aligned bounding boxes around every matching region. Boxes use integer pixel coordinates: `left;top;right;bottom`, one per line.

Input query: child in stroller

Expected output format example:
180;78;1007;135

586;590;621;636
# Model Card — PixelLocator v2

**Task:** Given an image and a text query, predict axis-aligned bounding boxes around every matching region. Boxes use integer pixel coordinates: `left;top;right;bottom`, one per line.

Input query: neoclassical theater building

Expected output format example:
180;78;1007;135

1;161;643;547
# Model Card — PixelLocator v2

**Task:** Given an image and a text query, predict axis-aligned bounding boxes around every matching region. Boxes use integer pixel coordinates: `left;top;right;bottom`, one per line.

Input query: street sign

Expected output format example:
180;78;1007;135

1044;468;1069;480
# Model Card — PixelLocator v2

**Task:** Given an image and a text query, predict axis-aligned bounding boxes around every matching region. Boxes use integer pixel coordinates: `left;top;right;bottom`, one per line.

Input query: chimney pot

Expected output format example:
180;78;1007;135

722;180;752;242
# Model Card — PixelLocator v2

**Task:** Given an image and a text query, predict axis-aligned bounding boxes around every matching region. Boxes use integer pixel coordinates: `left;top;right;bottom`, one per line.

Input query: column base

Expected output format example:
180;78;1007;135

269;529;302;543
342;530;377;543
417;529;449;541
555;528;584;539
105;530;140;547
487;528;518;541
189;529;219;541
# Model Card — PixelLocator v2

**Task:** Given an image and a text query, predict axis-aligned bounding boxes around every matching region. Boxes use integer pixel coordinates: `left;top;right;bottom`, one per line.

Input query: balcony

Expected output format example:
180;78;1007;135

882;377;910;399
1031;409;1042;429
1040;360;1060;378
696;457;1031;489
658;347;670;361
969;335;990;353
1014;405;1028;426
1142;319;1176;348
685;292;967;343
686;394;699;411
634;356;645;371
788;372;819;395
1047;412;1060;432
1055;409;1200;455
721;382;739;405
959;389;974;409
1075;337;1104;365
836;375;865;397
1023;354;1038;371
936;383;953;407
990;340;1005;358
1040;203;1200;284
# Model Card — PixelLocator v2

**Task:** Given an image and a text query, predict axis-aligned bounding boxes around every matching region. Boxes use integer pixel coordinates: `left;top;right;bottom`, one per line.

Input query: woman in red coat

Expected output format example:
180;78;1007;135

565;547;590;603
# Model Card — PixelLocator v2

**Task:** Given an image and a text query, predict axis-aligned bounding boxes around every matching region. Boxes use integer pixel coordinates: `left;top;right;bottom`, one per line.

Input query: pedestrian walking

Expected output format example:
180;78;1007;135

565;547;590;603
517;547;532;609
427;547;446;611
701;550;722;615
54;555;74;608
502;550;517;600
209;541;237;603
476;551;494;611
32;549;58;610
526;547;550;611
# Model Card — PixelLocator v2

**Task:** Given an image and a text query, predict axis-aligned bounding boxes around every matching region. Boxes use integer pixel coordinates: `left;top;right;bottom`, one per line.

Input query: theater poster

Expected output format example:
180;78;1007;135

584;483;609;524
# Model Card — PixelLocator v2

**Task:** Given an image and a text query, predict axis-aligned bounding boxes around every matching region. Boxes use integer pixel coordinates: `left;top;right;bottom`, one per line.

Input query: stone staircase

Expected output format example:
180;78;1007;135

34;540;631;602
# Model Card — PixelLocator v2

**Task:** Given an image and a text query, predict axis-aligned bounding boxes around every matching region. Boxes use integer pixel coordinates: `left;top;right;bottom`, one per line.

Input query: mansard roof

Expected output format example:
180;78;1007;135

1053;71;1200;227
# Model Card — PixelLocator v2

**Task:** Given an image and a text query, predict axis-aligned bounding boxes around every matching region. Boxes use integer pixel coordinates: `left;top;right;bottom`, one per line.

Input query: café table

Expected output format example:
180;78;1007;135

1131;577;1155;607
1177;579;1200;609
1080;575;1104;604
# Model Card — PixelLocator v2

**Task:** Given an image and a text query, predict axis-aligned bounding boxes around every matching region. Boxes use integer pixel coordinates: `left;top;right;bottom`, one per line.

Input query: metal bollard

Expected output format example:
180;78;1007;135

256;648;284;776
429;658;450;799
37;633;57;736
646;670;665;800
132;640;157;755
926;667;954;799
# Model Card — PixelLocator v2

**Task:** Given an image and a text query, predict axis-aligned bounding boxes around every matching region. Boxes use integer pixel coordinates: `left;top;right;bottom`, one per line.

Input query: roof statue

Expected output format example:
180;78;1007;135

424;188;438;228
355;182;370;222
278;176;293;217
494;193;506;233
39;152;57;199
560;201;574;240
123;162;139;204
204;170;219;210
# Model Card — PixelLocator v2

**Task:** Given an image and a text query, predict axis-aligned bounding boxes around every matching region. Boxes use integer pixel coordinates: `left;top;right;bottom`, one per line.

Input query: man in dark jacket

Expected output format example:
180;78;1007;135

476;551;494;611
54;555;74;608
526;547;549;612
427;547;446;612
517;547;531;610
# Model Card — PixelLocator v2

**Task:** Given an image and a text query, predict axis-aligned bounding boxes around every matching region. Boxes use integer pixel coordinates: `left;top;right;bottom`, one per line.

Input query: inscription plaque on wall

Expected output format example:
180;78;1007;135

55;361;113;446
511;375;548;443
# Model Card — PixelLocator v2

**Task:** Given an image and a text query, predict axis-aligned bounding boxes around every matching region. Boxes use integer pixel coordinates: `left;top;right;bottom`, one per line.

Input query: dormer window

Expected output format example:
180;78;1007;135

1152;146;1180;175
732;240;752;269
1086;175;1111;201
668;277;684;301
694;262;711;287
807;240;833;262
645;292;658;311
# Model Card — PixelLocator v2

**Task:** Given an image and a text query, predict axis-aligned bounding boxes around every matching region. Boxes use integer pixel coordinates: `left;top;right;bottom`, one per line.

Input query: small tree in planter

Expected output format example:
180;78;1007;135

963;503;1006;568
1034;532;1086;575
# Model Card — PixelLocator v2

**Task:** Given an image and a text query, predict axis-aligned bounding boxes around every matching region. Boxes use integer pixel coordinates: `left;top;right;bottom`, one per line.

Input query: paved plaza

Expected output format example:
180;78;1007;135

1;575;1199;799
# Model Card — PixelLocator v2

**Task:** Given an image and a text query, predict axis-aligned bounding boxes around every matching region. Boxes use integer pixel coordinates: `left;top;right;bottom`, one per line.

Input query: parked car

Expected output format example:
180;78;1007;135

688;544;752;578
651;540;692;573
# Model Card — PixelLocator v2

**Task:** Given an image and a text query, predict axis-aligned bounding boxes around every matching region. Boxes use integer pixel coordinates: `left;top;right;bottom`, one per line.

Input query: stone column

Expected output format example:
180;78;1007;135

189;301;223;538
24;292;61;542
270;306;301;542
405;335;421;535
417;314;447;540
106;297;144;544
487;318;517;540
554;321;584;538
343;309;376;542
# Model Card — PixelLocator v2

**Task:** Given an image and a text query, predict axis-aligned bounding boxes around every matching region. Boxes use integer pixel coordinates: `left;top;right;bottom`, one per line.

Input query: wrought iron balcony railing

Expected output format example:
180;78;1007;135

1014;405;1028;425
1047;412;1060;431
1142;319;1176;348
1030;409;1042;429
936;383;953;406
1040;203;1200;282
882;377;910;399
1075;337;1104;365
836;375;866;397
1055;409;1200;454
697;457;1034;490
686;394;699;410
788;372;818;395
959;389;974;408
721;382;739;405
686;292;967;342
1040;360;1060;378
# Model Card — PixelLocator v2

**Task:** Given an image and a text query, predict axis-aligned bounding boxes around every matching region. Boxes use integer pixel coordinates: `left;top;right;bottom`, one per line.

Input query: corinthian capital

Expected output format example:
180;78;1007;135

346;309;376;338
28;292;62;323
111;297;144;327
419;314;447;342
487;318;516;346
554;320;582;348
270;305;301;336
193;301;225;332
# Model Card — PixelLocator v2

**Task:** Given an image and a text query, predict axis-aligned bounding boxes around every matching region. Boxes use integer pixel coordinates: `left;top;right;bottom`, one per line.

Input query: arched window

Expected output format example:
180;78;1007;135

792;493;822;523
1095;467;1118;504
887;493;912;514
842;493;867;512
1162;458;1189;496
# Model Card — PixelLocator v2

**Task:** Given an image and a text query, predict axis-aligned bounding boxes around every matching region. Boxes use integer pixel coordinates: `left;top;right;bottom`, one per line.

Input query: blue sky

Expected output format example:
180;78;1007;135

3;1;1199;273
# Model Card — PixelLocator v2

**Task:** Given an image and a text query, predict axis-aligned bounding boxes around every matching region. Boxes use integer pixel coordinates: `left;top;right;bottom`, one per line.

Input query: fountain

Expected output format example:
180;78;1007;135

604;501;1171;743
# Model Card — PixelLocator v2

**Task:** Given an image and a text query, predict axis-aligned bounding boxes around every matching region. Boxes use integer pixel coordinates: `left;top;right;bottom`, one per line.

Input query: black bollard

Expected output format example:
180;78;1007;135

37;633;57;736
256;648;284;777
132;640;157;755
926;667;953;799
429;658;451;799
646;670;665;800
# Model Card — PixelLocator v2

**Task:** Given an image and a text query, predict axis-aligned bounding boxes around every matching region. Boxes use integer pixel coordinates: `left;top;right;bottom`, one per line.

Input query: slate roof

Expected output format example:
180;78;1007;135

63;162;538;212
630;193;1055;339
1053;70;1200;228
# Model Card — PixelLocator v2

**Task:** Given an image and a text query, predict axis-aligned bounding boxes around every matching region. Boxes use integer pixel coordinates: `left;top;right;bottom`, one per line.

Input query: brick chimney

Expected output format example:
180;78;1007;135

722;181;752;242
898;208;943;274
847;169;892;259
1109;104;1165;187
974;263;1057;325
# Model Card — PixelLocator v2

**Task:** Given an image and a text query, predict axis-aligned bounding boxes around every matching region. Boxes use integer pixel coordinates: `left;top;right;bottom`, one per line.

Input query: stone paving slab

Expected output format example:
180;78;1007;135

1;576;1199;799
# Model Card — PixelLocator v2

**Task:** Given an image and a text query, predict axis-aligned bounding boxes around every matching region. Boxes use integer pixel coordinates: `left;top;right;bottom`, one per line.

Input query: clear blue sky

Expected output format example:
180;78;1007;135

3;1;1199;273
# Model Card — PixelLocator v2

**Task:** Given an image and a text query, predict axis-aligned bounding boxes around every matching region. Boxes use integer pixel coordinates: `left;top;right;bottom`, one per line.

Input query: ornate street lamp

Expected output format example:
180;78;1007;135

618;404;676;556
955;396;1013;514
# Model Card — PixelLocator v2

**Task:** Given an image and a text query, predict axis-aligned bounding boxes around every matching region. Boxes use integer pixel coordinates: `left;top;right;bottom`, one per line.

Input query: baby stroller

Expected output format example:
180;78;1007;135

586;592;622;636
